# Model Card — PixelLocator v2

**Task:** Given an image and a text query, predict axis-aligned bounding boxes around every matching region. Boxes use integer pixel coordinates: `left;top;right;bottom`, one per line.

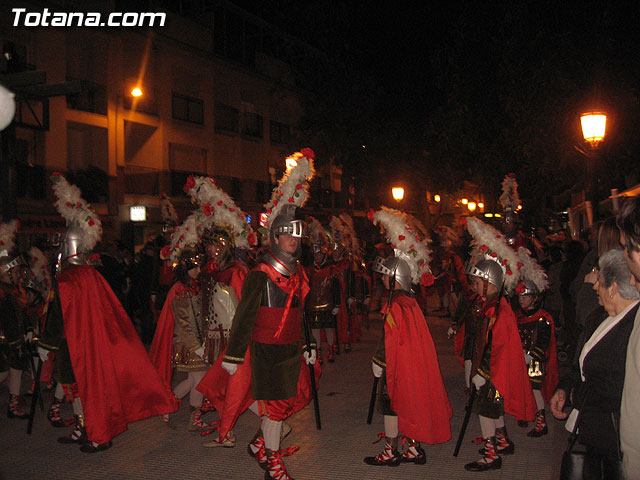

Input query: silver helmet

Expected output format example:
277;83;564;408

372;255;412;292
62;224;86;265
266;205;304;275
468;259;503;288
518;278;540;296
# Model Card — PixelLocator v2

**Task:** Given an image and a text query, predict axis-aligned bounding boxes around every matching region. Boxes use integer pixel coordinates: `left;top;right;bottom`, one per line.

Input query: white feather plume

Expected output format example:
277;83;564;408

50;172;102;251
465;216;520;291
517;247;548;293
185;176;256;248
499;173;521;213
163;207;209;263
0;220;19;257
264;150;315;230
372;206;433;285
28;246;51;294
307;216;329;247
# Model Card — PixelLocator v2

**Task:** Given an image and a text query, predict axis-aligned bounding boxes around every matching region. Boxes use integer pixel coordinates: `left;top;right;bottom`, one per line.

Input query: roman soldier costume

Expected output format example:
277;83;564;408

0;220;30;419
364;207;451;467
38;173;179;453
305;217;339;364
514;246;559;437
197;149;319;480
462;217;537;472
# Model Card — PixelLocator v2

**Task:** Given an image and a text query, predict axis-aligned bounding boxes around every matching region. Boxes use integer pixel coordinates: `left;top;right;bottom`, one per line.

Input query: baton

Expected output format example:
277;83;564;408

27;358;43;435
300;275;321;430
366;376;379;424
453;385;477;456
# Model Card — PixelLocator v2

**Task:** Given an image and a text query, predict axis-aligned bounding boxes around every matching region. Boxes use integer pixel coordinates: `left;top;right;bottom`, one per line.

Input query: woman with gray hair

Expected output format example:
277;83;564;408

550;249;639;479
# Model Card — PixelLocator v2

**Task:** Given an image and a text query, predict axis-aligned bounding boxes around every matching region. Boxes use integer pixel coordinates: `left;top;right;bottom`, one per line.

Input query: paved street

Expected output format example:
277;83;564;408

1;302;568;480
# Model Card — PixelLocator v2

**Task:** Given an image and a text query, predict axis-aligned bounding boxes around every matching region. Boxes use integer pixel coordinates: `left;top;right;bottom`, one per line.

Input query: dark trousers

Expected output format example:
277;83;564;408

584;445;622;480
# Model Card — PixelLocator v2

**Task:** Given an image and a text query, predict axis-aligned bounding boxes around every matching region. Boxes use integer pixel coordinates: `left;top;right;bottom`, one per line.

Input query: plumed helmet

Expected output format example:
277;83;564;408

63;224;86;265
468;259;503;288
518;277;540;296
267;204;304;274
372;255;413;292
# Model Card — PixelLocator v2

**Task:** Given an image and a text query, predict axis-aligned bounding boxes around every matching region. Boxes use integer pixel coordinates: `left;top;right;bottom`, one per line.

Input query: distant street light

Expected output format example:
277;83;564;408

478;202;484;210
392;187;405;201
467;201;477;212
580;112;606;147
461;198;468;205
434;194;441;203
131;87;143;97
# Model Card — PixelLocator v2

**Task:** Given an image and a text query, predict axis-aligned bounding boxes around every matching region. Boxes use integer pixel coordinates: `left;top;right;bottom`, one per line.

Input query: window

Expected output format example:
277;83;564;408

172;92;204;125
243;112;263;138
215;104;239;134
270;121;290;145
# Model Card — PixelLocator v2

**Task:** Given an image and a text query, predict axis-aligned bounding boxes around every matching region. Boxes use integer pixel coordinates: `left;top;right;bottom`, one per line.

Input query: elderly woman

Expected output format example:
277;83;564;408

550;249;639;479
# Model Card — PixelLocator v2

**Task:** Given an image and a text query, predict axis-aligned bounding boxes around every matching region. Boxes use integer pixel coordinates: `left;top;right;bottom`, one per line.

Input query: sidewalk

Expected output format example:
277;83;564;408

0;307;567;479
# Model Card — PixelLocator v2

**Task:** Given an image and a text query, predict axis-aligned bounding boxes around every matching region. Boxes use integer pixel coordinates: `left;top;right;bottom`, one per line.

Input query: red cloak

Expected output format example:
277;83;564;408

383;294;452;444
59;266;179;445
148;282;181;389
210;262;249;301
486;298;538;421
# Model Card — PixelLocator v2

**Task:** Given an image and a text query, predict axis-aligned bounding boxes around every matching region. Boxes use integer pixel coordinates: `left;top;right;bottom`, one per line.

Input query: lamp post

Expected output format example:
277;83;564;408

579;111;606;227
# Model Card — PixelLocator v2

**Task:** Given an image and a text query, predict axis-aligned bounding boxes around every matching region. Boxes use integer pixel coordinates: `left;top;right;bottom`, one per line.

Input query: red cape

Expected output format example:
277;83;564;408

149;282;181;389
517;308;559;403
210;262;249;301
59;266;179;444
487;298;538;421
383;294;452;444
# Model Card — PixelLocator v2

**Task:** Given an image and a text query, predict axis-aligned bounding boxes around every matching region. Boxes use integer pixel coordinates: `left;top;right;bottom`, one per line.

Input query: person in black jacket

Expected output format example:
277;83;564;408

550;249;639;479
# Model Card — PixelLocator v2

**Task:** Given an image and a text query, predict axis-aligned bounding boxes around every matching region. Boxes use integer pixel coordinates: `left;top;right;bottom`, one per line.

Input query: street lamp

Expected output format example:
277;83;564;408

131;87;143;97
434;194;441;203
461;198;468;205
467;201;477;212
580;112;607;147
392;187;404;201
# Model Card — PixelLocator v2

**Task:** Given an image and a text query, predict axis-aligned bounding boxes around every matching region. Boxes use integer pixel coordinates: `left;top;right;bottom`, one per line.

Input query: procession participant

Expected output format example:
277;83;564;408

364;207;451;467
0;220;30;419
38;173;179;453
198;149;318;480
151;201;217;431
514;247;558;437
329;213;358;352
462;217;537;472
499;173;535;251
180;174;255;446
305;217;339;364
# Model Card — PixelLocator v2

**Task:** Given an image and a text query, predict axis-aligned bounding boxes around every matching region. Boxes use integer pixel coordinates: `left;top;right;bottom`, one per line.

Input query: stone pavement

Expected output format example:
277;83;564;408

0;306;568;480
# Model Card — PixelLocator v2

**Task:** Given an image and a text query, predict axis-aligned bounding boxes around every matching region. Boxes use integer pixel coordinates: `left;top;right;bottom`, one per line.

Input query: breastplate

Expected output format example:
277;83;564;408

518;320;539;352
261;276;299;308
306;274;332;311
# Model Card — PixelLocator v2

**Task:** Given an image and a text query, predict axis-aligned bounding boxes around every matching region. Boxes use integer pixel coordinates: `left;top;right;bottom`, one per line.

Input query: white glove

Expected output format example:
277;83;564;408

24;331;33;342
332;307;339;316
472;374;486;389
37;346;49;363
347;297;355;308
372;362;383;378
524;352;533;364
447;327;456;338
194;346;205;358
221;361;238;376
304;349;317;365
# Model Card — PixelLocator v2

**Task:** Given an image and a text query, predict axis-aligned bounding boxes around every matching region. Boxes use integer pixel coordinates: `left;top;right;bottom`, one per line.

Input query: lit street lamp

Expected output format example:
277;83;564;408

131;87;143;97
392;187;404;201
580;112;607;147
434;194;441;203
467;201;477;212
